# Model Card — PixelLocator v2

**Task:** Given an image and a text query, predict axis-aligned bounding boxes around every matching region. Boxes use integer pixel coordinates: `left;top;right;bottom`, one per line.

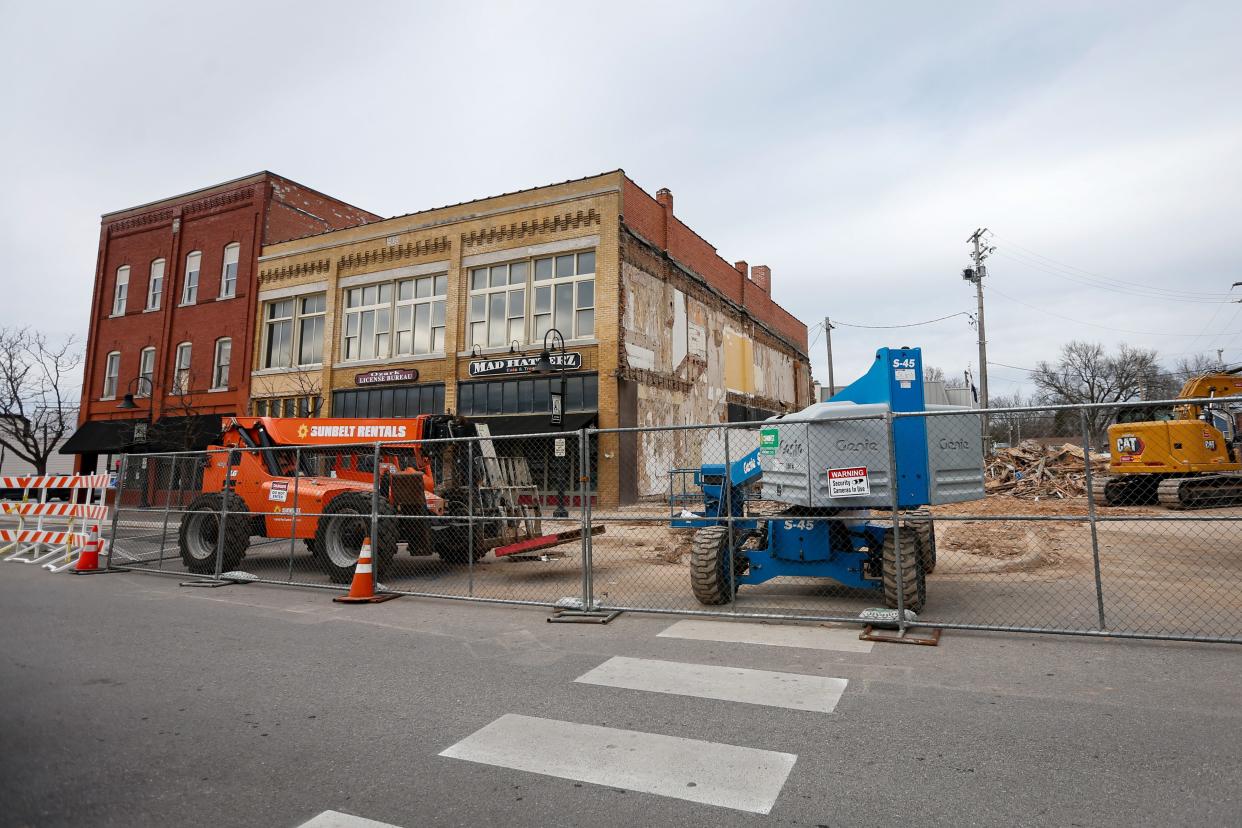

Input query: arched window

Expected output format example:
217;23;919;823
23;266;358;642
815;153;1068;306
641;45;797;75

211;338;232;391
102;351;121;399
220;242;240;298
146;259;165;310
182;251;201;304
112;266;130;316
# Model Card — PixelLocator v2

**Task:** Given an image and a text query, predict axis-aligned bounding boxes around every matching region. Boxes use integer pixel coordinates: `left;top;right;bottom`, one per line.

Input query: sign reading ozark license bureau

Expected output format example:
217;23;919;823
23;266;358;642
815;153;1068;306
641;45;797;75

355;368;420;386
827;466;870;498
468;352;582;377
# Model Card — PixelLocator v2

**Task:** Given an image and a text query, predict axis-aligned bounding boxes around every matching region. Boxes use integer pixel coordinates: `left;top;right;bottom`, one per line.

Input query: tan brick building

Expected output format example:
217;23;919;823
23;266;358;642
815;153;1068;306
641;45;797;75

251;171;810;505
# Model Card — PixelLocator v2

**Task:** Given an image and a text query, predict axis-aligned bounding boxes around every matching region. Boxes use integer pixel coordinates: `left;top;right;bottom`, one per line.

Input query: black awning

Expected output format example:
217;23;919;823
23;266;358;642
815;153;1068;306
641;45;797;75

59;420;137;454
470;412;597;437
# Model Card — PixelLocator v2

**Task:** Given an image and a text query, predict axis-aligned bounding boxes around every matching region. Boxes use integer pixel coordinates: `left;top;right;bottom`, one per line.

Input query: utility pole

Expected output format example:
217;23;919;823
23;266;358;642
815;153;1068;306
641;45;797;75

823;317;835;400
964;228;994;445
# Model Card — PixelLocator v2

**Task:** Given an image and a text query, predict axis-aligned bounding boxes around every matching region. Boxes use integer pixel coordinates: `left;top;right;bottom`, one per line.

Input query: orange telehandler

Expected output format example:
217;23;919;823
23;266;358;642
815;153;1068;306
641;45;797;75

178;415;544;581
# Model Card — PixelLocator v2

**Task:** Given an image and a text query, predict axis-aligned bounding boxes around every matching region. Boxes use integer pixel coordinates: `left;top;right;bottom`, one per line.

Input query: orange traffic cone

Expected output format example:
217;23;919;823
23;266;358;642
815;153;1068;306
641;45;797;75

333;537;399;603
71;527;106;575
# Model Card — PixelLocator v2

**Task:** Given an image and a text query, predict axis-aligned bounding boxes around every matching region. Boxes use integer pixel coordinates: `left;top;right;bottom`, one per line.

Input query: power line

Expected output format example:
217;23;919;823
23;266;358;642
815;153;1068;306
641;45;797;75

988;286;1242;338
830;311;973;329
993;249;1238;305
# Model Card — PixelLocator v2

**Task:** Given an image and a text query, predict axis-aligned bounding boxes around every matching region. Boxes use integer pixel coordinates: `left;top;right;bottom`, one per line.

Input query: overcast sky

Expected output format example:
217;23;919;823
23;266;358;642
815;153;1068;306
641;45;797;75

3;0;1240;401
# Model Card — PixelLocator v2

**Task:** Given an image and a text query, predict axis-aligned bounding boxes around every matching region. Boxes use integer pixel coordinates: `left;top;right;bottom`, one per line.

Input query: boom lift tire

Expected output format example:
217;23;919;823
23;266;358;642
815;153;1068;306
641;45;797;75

691;525;741;605
179;491;251;575
435;498;487;564
907;510;937;575
315;492;398;583
881;528;925;613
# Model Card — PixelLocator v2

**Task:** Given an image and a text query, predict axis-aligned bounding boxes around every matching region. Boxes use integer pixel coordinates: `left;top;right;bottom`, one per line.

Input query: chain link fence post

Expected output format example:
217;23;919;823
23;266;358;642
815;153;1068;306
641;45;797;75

105;454;129;571
723;425;736;613
1080;408;1108;631
371;443;381;585
578;428;592;610
214;450;235;582
288;446;301;583
156;456;177;570
467;439;475;598
885;411;907;633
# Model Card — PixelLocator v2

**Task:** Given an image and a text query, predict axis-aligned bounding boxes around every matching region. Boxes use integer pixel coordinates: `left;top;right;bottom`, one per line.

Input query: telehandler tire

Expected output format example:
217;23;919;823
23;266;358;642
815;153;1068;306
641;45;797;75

179;491;250;575
315;492;398;584
434;499;486;564
881;528;925;613
908;511;937;575
691;525;740;605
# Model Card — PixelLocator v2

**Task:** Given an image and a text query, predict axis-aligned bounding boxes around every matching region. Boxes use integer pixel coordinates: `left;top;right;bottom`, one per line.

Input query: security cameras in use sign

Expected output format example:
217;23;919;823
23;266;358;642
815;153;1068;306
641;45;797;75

828;466;870;497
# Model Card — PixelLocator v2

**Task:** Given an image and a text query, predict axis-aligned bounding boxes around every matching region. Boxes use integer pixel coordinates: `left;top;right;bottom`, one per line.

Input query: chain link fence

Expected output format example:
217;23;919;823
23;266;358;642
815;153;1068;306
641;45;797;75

104;399;1242;643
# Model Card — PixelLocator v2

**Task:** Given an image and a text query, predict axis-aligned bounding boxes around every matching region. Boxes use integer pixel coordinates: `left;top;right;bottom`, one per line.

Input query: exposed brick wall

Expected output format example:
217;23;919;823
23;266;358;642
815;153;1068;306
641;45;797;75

264;177;381;245
620;176;808;355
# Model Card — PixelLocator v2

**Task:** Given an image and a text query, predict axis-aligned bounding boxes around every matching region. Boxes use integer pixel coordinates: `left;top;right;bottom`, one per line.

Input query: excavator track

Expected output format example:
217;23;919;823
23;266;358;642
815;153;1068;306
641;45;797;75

1157;474;1242;510
1094;475;1161;507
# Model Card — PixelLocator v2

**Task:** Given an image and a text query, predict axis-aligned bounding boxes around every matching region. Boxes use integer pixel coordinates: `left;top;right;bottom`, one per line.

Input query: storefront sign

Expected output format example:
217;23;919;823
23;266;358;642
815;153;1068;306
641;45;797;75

468;352;582;377
355;368;420;386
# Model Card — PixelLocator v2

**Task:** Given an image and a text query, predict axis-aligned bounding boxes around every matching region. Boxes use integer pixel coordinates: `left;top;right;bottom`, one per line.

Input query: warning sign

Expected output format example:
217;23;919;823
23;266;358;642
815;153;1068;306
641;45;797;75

759;427;780;456
269;481;289;503
828;466;870;498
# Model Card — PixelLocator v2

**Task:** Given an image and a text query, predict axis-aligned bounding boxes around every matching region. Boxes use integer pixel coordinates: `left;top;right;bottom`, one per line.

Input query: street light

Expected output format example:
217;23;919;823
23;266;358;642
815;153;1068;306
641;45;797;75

534;329;570;519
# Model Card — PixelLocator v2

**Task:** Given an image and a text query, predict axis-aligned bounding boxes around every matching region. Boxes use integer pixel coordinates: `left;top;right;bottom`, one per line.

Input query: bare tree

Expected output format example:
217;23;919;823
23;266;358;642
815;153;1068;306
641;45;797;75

1172;353;1222;386
923;365;945;383
0;327;81;475
1032;341;1162;443
251;371;324;417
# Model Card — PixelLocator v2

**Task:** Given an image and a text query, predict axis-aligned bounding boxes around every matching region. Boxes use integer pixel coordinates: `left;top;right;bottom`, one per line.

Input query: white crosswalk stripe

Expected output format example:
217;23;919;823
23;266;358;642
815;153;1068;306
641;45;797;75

440;713;797;814
657;618;874;652
296;810;404;828
575;655;849;713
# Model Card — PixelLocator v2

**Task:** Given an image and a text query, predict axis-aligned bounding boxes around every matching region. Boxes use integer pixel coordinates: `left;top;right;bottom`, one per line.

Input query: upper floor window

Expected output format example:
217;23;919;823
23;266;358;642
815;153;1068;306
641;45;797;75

112;266;129;316
211;338;231;390
146;259;165;310
467;249;595;350
138;347;156;397
182;251;201;305
340;275;447;362
220;242;240;299
172;342;192;395
102;351;120;399
263;293;327;369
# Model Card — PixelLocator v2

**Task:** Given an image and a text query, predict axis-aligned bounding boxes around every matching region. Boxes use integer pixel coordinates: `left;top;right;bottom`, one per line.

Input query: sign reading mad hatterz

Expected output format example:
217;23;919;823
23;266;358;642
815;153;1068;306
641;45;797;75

468;352;582;377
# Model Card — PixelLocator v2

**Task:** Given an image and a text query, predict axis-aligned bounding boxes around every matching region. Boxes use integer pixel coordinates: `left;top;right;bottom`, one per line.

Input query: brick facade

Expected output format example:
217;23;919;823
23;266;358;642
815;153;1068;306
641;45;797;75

76;173;377;471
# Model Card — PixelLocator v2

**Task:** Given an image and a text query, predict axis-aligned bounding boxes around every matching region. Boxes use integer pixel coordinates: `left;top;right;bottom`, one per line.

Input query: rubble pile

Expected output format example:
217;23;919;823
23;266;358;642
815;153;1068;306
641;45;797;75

986;440;1109;499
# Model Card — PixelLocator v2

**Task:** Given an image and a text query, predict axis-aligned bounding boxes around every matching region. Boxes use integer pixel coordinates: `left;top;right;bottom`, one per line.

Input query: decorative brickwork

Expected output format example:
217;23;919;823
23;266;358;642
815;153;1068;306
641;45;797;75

259;258;332;285
337;236;451;273
462;209;601;248
183;187;256;215
108;209;175;236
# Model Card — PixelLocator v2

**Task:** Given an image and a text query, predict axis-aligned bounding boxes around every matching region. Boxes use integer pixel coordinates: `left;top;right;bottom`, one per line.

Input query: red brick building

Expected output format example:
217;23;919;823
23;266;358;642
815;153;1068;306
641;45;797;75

69;172;378;473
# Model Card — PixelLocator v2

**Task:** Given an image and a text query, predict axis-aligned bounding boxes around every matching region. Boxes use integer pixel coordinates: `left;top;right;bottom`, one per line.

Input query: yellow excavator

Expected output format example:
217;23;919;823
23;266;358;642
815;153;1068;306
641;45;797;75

1097;367;1242;509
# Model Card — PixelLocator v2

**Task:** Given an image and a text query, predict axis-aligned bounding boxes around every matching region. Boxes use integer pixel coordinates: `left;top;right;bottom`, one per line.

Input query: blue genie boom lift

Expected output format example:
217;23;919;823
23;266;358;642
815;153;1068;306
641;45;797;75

677;347;985;611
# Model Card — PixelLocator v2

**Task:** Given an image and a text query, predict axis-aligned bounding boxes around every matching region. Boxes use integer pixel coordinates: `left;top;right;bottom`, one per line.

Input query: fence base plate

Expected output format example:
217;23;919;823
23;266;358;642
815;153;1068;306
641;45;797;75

180;579;237;589
548;609;622;624
860;625;942;646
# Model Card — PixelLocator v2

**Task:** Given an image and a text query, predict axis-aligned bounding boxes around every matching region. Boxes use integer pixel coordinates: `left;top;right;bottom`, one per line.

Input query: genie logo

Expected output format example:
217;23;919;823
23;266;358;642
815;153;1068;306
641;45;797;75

939;438;970;450
836;439;878;452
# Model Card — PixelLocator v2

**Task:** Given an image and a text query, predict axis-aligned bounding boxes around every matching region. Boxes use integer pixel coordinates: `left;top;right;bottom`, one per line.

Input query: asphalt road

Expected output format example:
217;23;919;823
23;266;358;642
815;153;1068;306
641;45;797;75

0;565;1239;827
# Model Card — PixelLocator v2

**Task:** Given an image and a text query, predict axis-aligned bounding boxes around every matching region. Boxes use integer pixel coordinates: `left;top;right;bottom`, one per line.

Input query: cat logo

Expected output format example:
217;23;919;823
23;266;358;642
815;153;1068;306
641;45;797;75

1115;435;1143;455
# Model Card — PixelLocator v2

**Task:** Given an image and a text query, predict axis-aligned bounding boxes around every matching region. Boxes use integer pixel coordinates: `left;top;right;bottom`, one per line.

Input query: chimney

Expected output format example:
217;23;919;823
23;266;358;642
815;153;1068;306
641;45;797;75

750;264;771;292
734;260;748;278
656;187;674;213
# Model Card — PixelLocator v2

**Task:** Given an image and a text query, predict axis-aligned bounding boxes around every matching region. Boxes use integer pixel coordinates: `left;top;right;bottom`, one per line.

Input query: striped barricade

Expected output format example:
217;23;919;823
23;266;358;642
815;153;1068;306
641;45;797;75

1;474;111;572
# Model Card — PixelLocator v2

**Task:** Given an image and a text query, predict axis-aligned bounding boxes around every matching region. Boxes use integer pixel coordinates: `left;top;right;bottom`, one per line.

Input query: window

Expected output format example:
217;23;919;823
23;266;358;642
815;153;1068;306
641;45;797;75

264;299;294;368
342;283;393;361
298;294;326;364
112;266;129;316
532;250;595;342
138;348;155;397
220;242;240;298
102;351;120;399
252;396;321;417
146;259;164;310
172;342;192;395
182;251;201;304
262;293;327;368
211;338;231;390
469;262;527;350
468;249;595;349
394;274;447;356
